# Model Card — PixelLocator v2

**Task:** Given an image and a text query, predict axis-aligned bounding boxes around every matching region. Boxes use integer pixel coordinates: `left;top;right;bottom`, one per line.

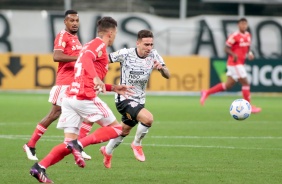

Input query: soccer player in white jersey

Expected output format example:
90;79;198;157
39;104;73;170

99;29;170;168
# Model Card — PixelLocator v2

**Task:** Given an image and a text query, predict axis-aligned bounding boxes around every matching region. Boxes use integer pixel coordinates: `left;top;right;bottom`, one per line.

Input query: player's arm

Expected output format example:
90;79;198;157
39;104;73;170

225;34;237;62
53;50;78;62
104;84;134;98
153;61;170;79
81;50;105;93
224;45;237;62
247;49;254;61
153;51;170;79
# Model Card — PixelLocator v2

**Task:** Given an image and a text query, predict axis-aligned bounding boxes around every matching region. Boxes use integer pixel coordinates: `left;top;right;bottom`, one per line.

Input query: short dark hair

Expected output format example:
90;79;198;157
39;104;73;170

65;10;78;17
137;30;154;40
97;17;117;32
238;18;247;23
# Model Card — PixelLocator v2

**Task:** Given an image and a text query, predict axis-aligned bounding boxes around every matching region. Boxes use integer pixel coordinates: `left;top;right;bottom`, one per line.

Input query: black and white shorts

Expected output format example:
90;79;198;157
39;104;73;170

116;99;144;127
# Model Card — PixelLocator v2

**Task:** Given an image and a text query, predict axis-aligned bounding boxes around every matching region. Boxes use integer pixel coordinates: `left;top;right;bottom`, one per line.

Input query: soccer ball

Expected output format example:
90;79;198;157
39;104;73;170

229;99;251;120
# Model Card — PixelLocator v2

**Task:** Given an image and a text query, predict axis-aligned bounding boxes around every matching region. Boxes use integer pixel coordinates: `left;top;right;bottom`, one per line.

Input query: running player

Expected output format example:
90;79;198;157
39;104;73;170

200;18;261;114
98;29;170;168
29;17;134;183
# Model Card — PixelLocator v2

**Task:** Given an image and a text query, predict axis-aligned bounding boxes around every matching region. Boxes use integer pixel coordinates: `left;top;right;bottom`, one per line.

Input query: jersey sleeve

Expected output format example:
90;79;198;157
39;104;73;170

109;48;128;63
226;33;236;47
82;51;98;77
54;31;67;51
153;50;166;66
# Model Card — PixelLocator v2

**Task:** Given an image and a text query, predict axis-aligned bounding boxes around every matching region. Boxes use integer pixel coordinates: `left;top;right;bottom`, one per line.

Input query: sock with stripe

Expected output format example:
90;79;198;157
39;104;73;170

242;85;251;103
27;124;47;148
79;125;122;148
207;83;226;96
78;122;93;139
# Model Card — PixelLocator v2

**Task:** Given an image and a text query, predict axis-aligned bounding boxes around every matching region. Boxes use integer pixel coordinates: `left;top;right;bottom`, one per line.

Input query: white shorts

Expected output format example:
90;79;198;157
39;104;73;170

226;65;247;81
48;85;69;106
57;96;116;131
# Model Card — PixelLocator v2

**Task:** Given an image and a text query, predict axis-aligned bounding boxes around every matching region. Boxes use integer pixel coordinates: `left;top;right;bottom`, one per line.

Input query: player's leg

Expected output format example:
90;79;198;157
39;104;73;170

131;108;153;162
30;133;82;183
200;66;236;105
200;83;226;106
24;86;66;160
238;77;262;112
101;121;134;168
77;96;122;147
236;65;261;113
78;121;93;139
24;105;61;161
30;98;84;183
56;97;87;167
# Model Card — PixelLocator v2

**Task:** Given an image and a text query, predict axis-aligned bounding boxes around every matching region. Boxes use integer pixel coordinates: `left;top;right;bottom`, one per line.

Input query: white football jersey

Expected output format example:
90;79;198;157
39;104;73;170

109;48;165;104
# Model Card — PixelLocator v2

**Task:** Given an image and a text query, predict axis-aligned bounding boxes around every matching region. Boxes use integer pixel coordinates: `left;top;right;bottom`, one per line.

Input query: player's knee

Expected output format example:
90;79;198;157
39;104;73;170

225;83;233;90
121;129;130;136
143;115;154;126
123;119;138;127
64;127;80;135
50;108;61;120
112;124;122;135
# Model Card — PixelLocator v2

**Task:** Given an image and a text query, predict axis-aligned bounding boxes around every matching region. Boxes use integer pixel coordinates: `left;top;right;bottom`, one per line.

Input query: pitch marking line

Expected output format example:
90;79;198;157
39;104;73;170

1;135;282;139
1;135;282;151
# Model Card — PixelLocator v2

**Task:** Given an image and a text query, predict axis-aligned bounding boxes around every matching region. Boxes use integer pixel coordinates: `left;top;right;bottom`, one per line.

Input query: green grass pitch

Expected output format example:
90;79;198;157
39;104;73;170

0;92;281;184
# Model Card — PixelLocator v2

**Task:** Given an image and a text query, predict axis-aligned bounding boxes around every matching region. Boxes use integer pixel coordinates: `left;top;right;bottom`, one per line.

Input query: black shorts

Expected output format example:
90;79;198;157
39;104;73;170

116;99;144;127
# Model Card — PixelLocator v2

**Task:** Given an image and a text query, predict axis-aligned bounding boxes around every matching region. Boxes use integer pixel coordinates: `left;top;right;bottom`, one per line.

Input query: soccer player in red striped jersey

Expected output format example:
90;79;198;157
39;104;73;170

29;16;134;183
23;10;91;161
200;18;261;114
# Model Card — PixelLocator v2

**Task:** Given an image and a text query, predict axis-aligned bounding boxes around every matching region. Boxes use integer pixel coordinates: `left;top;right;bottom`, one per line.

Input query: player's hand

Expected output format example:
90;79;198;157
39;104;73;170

94;77;105;94
232;54;238;62
113;85;135;99
248;52;254;60
153;61;163;70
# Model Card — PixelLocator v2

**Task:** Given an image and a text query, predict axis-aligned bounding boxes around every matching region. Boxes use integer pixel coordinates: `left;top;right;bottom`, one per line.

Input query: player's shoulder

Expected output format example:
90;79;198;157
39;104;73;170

149;49;160;56
88;37;106;50
116;47;135;54
228;31;240;38
245;31;251;36
57;30;69;37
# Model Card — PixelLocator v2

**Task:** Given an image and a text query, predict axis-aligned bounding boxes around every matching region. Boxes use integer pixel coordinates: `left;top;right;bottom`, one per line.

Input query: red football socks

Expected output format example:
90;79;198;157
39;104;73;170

39;143;70;169
207;83;225;95
27;124;47;148
242;85;251;103
79;126;122;148
78;122;93;139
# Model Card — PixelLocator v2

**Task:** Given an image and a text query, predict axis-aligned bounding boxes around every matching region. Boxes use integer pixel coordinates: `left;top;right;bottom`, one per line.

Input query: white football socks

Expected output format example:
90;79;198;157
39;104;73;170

133;123;149;146
105;136;124;155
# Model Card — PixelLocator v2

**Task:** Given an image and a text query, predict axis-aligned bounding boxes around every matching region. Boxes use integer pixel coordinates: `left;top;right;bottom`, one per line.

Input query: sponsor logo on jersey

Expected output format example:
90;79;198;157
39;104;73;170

72;45;82;51
128;79;148;85
129;71;144;75
95;43;105;52
239;42;250;47
98;51;103;57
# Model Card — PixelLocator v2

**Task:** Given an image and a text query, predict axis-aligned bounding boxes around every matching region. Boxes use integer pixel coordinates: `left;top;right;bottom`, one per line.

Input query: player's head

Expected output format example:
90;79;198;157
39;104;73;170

238;18;248;33
136;29;154;58
64;10;79;34
97;17;118;46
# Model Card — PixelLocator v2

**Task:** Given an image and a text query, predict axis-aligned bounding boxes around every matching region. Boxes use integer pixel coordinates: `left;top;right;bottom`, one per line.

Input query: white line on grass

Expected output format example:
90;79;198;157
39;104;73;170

1;135;282;151
1;135;282;139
